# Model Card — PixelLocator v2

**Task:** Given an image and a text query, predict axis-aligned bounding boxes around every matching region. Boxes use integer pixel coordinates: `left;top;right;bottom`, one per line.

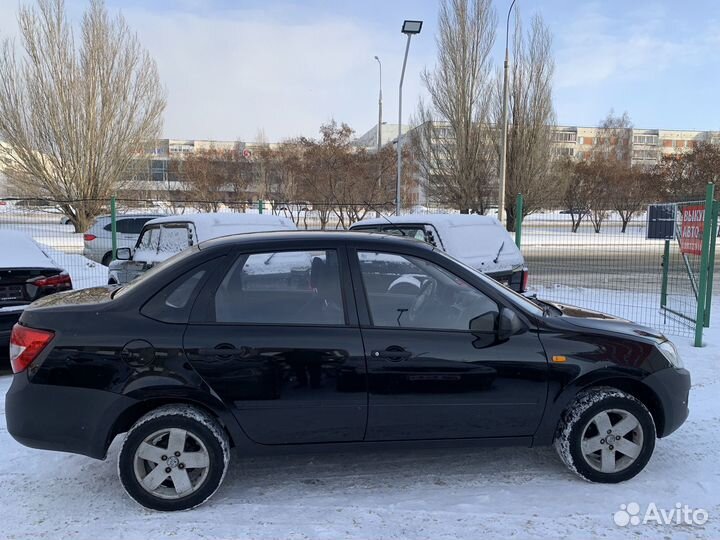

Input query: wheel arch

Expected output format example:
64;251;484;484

106;396;246;456
534;374;665;445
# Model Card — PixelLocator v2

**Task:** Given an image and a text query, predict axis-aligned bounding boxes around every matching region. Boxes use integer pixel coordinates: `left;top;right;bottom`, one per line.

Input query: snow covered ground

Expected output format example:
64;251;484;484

1;303;719;539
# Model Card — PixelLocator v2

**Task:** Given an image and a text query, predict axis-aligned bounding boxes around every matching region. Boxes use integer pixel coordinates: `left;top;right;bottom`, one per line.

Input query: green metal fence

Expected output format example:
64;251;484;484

514;185;718;346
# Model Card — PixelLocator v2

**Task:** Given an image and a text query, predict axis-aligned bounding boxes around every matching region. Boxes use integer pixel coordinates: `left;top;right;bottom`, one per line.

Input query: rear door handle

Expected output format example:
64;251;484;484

372;349;412;361
198;345;240;358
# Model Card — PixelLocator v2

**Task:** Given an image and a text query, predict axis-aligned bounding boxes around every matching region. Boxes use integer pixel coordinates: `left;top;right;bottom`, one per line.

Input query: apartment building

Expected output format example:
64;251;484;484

357;122;719;168
551;126;720;166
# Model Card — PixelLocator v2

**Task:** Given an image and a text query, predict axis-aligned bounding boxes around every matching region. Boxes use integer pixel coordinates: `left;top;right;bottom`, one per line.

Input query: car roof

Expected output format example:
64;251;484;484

199;230;435;251
145;212;297;242
351;212;501;228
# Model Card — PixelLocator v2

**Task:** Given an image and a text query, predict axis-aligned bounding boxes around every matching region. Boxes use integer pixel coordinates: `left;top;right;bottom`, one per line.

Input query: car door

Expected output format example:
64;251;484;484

123;225;161;281
350;248;548;441
183;245;368;445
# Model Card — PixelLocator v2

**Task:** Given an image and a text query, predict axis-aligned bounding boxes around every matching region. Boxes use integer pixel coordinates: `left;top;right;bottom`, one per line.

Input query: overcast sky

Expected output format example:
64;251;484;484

0;0;719;141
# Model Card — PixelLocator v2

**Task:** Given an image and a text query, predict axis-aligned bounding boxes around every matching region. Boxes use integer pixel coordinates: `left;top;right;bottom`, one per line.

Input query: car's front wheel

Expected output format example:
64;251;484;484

118;405;230;511
554;387;656;483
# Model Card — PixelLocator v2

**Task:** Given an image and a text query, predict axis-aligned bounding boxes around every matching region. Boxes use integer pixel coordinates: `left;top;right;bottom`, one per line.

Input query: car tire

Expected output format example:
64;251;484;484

101;252;113;267
118;404;230;511
554;387;656;483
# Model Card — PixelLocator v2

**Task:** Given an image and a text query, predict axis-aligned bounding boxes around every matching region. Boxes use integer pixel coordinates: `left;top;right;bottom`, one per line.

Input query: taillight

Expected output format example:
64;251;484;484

30;272;73;290
521;270;529;292
9;324;54;373
83;233;96;242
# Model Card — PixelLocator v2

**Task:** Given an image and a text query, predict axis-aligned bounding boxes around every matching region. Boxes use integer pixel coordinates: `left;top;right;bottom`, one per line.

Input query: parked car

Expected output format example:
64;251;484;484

6;231;689;511
83;214;163;266
350;213;528;292
0;230;72;363
107;213;296;285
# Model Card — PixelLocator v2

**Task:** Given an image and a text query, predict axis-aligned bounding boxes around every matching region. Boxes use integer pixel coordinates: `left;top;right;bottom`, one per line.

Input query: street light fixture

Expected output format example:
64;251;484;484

396;19;423;215
374;56;382;152
498;0;517;226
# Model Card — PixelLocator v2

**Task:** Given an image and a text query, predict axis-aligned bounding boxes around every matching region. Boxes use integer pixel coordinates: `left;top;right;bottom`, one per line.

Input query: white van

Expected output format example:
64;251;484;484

350;213;528;292
108;213;296;285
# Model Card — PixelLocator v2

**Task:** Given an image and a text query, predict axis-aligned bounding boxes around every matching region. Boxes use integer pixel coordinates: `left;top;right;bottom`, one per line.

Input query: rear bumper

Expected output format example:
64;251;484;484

5;373;136;459
643;367;691;438
82;245;106;264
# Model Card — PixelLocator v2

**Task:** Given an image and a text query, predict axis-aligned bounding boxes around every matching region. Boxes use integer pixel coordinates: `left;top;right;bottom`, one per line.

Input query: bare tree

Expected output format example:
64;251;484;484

495;13;556;231
560;158;591;233
414;0;497;214
654;141;720;201
588;110;635;232
0;0;165;231
173;147;251;212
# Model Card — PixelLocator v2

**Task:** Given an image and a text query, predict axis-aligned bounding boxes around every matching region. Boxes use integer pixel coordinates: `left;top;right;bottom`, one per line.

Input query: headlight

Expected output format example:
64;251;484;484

658;340;683;368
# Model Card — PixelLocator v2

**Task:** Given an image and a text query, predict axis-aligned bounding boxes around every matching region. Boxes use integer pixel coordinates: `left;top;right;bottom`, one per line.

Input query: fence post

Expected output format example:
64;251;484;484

703;200;719;327
515;193;523;248
258;199;264;215
694;182;714;346
110;196;117;261
660;240;670;308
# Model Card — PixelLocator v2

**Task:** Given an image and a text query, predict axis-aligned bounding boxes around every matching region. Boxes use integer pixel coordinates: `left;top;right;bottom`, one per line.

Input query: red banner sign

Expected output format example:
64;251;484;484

680;205;705;255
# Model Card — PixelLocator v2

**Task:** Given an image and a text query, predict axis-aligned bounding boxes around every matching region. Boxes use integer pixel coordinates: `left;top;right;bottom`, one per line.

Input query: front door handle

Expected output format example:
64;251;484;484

372;348;412;361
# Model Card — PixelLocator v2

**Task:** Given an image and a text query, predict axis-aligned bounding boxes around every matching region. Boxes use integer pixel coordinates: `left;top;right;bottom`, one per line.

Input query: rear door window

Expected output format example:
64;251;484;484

129;217;157;234
214;249;345;325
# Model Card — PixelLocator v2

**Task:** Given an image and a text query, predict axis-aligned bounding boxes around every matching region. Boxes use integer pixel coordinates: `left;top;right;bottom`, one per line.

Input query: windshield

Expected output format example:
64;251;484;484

113;245;200;298
438;249;544;317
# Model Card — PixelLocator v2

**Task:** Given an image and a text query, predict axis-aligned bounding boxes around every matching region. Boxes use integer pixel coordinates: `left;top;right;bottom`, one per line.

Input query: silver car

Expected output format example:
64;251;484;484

82;214;162;266
108;212;297;284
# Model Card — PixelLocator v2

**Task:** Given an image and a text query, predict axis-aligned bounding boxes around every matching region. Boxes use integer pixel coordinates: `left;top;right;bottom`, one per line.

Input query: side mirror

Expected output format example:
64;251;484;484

469;312;497;333
497;307;525;340
115;247;132;261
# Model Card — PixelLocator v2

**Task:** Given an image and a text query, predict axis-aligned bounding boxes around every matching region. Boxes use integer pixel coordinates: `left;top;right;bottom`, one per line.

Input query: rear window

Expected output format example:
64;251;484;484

141;259;217;323
443;223;520;260
103;217;159;234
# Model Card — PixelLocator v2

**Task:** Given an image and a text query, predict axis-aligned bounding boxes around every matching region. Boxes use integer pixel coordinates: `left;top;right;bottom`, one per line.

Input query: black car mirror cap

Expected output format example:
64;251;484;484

469;312;497;333
497;307;526;340
115;247;132;261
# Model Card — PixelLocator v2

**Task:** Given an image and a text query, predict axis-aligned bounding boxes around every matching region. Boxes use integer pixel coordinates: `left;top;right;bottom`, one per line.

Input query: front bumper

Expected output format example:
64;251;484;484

643;367;691;438
5;372;136;459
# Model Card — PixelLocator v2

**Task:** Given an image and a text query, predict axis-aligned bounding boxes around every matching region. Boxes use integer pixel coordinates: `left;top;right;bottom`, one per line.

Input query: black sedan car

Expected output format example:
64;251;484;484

0;231;72;365
5;232;690;511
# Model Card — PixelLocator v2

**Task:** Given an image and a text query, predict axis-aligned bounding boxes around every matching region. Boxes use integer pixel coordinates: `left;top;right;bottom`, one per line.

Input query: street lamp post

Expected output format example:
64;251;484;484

498;0;517;226
396;19;423;216
374;56;382;152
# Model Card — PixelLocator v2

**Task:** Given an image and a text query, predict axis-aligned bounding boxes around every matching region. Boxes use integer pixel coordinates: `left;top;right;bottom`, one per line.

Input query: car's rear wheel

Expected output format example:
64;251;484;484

101;252;113;266
554;387;656;483
118;405;230;511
